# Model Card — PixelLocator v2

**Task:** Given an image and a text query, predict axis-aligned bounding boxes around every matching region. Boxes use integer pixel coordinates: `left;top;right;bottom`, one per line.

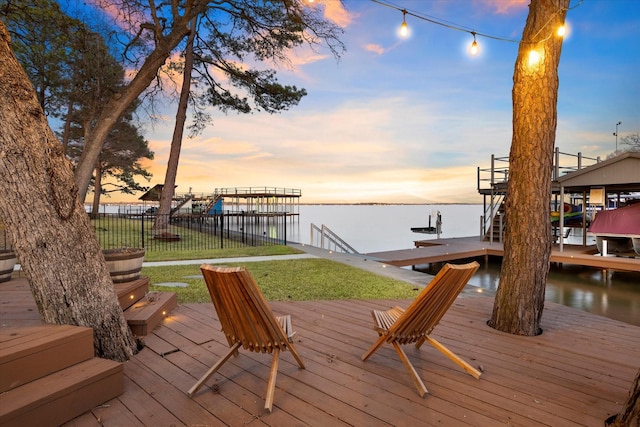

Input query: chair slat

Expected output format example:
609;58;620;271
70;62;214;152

190;264;305;412
362;261;482;397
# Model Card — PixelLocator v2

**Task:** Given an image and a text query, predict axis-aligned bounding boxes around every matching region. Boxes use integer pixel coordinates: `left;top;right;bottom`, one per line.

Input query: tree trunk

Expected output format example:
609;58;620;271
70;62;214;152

0;22;137;361
488;0;569;336
74;25;192;203
155;18;198;233
606;369;640;427
91;163;103;219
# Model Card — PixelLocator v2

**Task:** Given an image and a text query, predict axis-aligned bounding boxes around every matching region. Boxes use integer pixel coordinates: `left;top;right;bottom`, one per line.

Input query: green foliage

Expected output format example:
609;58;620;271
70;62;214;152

143;258;420;304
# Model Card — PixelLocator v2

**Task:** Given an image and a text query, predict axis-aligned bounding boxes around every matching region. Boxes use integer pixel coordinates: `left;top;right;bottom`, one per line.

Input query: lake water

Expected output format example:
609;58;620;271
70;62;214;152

288;204;640;326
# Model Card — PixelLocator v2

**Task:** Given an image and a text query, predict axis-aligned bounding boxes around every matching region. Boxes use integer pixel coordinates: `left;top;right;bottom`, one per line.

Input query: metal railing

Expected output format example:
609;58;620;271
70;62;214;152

477;149;600;193
91;211;289;251
309;224;359;254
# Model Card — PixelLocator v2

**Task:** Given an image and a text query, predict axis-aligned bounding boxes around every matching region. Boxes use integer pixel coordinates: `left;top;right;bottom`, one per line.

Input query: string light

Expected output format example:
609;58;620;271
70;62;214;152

372;0;583;57
399;10;408;37
470;32;479;55
528;50;542;67
557;25;566;37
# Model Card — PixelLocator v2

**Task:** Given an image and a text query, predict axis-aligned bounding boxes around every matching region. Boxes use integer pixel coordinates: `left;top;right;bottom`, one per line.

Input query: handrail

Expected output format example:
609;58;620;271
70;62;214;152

309;224;359;254
477;149;600;192
214;187;302;197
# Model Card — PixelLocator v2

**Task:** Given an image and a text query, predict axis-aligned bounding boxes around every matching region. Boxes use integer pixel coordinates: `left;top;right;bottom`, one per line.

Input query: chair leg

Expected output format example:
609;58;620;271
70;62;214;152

287;342;306;369
425;336;482;379
188;342;242;398
361;335;386;361
264;348;280;413
392;342;428;397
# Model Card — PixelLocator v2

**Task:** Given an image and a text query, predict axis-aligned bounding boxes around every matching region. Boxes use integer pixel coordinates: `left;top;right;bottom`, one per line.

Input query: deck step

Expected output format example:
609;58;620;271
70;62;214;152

0;357;123;427
0;324;94;393
124;291;177;336
115;276;150;310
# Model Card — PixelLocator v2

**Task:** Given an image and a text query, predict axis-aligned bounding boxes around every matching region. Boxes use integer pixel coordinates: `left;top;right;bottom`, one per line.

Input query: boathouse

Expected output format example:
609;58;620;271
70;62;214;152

477;149;640;249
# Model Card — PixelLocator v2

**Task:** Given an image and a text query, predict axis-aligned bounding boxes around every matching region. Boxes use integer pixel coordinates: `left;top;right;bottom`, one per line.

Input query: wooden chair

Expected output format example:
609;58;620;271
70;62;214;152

361;261;481;397
188;265;305;412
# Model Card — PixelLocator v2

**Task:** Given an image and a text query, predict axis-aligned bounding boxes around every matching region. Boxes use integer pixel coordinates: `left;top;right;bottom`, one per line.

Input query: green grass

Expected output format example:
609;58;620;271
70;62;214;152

93;217;420;303
142;258;421;304
142;244;302;262
91;216;303;261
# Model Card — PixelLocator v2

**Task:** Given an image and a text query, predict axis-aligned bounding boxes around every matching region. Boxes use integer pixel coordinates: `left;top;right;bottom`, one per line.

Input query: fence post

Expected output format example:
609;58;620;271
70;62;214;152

141;213;145;249
220;211;224;249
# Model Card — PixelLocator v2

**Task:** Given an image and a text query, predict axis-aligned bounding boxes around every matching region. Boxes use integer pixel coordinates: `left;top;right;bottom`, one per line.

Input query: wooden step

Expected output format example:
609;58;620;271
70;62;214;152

124;291;177;336
0;357;123;427
114;276;150;310
0;324;94;393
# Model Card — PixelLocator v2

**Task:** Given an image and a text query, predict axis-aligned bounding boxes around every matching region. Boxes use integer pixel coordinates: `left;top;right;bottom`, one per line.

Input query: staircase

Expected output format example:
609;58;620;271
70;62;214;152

0;277;177;426
115;277;177;336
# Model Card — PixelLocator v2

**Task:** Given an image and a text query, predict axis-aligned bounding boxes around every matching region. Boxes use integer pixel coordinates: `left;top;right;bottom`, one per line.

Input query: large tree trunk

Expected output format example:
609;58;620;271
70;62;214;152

488;0;569;336
155;18;198;233
606;369;640;426
0;22;137;361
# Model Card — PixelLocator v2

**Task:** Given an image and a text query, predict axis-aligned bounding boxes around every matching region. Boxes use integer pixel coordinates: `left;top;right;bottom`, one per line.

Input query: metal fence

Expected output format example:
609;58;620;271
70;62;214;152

91;211;290;251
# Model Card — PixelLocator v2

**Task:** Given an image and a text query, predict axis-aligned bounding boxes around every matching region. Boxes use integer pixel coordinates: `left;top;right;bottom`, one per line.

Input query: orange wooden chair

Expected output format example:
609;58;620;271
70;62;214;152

362;261;481;397
188;265;305;412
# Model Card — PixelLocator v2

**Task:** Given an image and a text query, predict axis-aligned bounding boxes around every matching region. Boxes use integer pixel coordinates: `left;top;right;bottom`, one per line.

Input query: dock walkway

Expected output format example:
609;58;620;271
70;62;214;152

366;237;640;273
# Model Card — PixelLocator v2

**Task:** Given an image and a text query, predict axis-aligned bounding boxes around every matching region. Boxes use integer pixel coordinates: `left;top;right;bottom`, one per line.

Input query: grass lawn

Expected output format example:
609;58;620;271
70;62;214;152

142;257;421;304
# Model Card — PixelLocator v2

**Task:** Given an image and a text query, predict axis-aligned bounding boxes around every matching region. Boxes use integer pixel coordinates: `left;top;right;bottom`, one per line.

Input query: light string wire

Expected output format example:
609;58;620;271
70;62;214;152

370;0;583;45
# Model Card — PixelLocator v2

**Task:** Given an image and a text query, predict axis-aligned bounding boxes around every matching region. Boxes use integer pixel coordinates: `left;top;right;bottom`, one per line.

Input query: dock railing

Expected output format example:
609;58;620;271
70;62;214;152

477;149;600;193
90;211;289;251
310;224;359;254
477;148;601;240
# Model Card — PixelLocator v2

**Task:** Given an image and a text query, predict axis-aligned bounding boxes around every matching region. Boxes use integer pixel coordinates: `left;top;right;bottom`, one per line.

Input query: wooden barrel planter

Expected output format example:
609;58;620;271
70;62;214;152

0;250;17;283
103;248;145;283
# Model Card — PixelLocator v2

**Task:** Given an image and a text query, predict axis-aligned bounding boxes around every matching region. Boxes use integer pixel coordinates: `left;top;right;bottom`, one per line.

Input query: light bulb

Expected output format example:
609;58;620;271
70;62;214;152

399;10;408;38
528;50;541;67
470;33;478;55
557;25;566;37
470;41;478;55
400;21;408;37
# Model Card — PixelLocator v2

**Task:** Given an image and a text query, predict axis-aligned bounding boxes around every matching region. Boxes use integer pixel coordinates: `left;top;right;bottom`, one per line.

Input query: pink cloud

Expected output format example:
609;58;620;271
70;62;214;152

309;0;354;28
365;44;386;55
480;0;529;15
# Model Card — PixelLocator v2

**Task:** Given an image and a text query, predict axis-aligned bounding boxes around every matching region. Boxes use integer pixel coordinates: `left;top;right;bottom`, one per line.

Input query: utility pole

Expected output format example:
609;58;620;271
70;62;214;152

614;121;621;152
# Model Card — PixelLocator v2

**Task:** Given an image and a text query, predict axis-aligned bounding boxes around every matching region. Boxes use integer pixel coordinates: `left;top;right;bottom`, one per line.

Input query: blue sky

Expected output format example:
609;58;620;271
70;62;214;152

113;0;640;204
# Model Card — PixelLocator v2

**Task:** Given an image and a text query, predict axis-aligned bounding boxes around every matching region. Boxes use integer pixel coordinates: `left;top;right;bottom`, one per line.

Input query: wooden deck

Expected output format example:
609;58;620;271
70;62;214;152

367;237;640;273
2;276;639;426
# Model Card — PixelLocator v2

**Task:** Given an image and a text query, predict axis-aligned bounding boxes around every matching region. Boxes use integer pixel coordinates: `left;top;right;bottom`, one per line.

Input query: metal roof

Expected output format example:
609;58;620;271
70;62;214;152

556;152;640;192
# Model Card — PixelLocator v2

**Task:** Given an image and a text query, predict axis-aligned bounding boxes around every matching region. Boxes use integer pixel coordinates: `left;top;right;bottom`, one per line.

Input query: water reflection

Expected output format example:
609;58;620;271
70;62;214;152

414;257;640;326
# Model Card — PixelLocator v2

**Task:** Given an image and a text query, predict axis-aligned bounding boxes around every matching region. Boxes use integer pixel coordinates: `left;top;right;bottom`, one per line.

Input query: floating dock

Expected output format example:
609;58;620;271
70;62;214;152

366;237;640;273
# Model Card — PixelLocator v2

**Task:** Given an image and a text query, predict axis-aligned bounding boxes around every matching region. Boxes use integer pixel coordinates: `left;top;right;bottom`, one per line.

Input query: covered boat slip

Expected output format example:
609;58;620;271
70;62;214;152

478;151;640;255
555;152;640;253
588;203;640;256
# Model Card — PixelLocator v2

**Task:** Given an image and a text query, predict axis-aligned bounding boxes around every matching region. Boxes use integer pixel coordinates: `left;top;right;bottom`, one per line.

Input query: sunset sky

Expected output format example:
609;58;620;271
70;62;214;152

103;0;639;205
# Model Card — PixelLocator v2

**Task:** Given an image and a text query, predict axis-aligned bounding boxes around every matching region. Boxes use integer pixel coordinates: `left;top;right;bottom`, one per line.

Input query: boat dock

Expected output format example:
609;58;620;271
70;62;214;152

366;237;640;273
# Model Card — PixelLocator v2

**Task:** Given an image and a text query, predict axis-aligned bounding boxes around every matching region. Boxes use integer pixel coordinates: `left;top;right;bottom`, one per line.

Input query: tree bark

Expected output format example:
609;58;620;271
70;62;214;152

155;17;198;233
0;22;137;361
606;369;640;427
488;0;569;336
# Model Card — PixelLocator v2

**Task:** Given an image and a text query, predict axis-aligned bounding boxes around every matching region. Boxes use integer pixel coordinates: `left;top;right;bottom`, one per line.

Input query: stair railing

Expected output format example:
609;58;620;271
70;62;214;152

310;224;359;254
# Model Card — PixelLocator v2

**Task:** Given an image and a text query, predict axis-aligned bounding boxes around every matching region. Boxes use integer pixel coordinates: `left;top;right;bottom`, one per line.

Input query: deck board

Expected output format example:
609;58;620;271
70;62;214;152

1;278;638;426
